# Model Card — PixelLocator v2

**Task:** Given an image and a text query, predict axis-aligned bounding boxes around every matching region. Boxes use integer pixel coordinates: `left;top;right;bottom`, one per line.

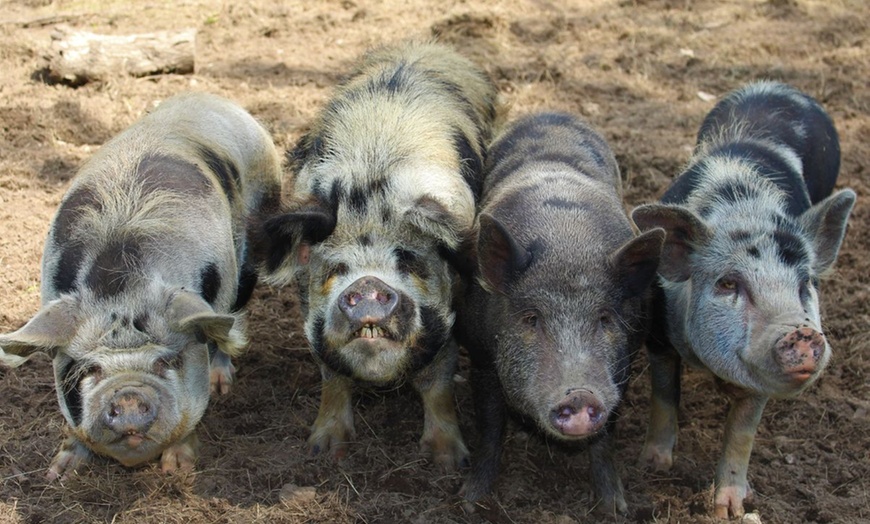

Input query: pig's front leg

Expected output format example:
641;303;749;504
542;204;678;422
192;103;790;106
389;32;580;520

461;356;507;505
589;422;628;515
209;344;235;396
413;340;468;470
714;388;767;519
640;343;682;471
47;436;92;481
308;365;355;460
160;432;200;473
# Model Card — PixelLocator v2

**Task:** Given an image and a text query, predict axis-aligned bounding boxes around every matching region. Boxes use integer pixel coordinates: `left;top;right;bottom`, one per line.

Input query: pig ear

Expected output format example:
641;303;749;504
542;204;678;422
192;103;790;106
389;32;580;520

612;228;665;298
249;196;337;278
0;298;79;367
406;195;469;250
631;204;711;282
167;291;244;356
799;189;856;274
477;213;533;293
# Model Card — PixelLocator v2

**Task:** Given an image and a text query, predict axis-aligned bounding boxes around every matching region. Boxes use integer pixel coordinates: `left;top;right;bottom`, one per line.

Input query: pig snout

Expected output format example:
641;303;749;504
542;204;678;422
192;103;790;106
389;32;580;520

549;389;607;437
339;277;399;334
103;388;158;437
774;327;825;381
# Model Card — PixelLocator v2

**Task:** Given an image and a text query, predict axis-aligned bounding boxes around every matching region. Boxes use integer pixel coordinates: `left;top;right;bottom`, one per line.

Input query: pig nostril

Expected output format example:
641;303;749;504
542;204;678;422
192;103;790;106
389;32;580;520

555;406;575;421
347;293;362;307
587;405;601;423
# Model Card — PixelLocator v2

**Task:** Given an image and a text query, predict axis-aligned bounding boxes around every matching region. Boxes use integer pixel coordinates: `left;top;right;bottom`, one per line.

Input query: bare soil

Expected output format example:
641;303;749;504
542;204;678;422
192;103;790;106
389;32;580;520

0;1;868;523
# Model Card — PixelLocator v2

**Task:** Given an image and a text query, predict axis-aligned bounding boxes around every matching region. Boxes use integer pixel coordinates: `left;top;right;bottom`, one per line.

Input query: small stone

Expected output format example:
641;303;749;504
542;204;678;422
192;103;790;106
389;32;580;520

742;512;763;524
279;483;317;504
784;453;795;465
697;90;716;102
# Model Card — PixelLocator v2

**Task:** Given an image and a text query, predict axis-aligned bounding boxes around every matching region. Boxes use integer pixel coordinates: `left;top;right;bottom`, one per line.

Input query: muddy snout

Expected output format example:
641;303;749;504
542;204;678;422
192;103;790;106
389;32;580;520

549;388;607;437
339;276;399;337
103;386;158;440
774;326;826;381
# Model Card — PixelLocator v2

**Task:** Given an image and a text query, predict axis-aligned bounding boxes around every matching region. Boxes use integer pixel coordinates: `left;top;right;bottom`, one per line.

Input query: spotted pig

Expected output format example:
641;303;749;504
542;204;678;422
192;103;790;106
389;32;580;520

251;42;498;467
632;81;856;518
456;112;664;514
0;93;281;478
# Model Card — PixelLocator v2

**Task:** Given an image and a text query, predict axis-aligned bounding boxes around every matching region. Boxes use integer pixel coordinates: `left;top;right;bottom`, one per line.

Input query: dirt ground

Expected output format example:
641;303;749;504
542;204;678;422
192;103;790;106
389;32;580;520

0;0;867;522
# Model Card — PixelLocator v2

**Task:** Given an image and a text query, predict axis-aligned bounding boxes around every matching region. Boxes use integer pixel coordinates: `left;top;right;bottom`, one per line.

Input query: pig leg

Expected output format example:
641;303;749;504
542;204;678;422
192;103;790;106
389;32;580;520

714;388;767;519
640;346;681;471
461;354;507;504
160;432;200;473
209;343;235;396
46;436;92;481
412;340;468;470
309;365;355;460
589;423;628;515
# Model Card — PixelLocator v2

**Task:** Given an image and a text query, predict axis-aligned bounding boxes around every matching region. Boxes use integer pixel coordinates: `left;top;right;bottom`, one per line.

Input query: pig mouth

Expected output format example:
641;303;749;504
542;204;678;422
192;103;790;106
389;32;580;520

112;431;154;449
352;323;394;341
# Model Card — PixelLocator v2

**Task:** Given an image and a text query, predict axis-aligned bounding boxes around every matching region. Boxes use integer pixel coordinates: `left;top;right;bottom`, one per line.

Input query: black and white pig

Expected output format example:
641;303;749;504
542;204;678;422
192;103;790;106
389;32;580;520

632;81;856;518
250;42;498;467
456;112;665;514
0;93;282;478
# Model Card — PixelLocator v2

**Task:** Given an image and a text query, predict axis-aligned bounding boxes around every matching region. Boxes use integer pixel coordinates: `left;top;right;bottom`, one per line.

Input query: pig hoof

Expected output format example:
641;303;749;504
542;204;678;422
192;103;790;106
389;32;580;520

47;439;92;481
209;361;236;396
714;484;751;519
308;426;353;461
639;443;674;471
160;437;199;474
420;430;469;470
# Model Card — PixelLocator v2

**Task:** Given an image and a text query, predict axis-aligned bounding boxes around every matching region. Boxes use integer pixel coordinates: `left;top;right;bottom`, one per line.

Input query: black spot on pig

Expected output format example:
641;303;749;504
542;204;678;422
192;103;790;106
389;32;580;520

730;230;752;242
395;248;430;279
772;229;808;267
347;186;367;214
232;258;258;312
60;361;83;426
133;314;149;332
453;130;483;200
53;186;102;244
138;154;211;196
85;237;143;299
53;243;85;294
199;263;221;305
712;180;758;205
407;305;450;371
198;146;240;204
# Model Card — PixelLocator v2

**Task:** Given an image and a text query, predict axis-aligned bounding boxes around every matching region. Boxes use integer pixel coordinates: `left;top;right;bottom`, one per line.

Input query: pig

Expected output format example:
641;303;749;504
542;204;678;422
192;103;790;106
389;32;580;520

632;81;856;518
455;112;665;514
0;92;282;478
249;42;498;467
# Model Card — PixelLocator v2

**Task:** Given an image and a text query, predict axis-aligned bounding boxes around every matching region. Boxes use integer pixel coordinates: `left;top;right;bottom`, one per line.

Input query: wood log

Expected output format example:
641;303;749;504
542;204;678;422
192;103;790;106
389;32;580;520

46;25;195;85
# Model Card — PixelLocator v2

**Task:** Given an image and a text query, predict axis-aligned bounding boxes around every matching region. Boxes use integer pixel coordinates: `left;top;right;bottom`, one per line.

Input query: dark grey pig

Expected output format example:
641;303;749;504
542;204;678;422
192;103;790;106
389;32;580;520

0;93;281;478
632;81;856;518
457;112;664;514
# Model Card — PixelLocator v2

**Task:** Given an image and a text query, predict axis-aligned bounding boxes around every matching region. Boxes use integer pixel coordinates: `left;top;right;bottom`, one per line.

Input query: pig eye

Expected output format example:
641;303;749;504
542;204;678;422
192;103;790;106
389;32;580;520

521;311;539;329
799;277;816;303
598;311;615;329
715;277;739;295
84;365;103;382
326;263;349;280
154;354;183;375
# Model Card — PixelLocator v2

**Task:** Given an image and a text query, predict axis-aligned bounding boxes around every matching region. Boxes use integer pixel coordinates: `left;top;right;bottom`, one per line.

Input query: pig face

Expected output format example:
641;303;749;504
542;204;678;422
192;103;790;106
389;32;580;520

634;185;855;397
261;194;464;385
477;214;663;440
0;289;234;466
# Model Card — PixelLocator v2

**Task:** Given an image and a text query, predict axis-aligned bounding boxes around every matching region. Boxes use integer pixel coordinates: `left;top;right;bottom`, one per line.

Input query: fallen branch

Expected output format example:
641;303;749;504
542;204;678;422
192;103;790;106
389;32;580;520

46;24;195;85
